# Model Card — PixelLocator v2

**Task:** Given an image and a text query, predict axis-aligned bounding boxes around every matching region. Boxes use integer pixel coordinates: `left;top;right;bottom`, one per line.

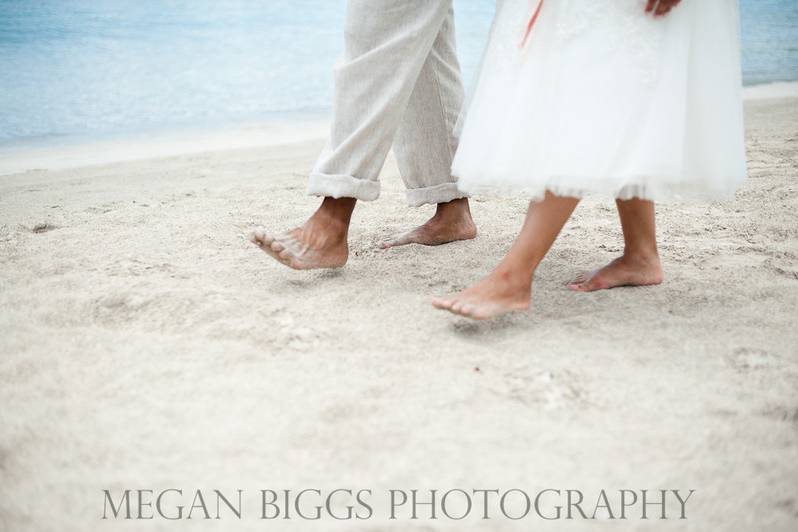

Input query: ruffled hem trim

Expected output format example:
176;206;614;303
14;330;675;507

454;177;744;203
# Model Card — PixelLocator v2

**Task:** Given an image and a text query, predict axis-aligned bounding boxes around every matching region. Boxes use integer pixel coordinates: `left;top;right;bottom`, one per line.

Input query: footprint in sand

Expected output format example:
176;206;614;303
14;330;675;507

759;405;798;425
90;292;151;325
261;311;326;351
498;369;588;411
29;222;59;233
764;256;798;280
725;347;780;372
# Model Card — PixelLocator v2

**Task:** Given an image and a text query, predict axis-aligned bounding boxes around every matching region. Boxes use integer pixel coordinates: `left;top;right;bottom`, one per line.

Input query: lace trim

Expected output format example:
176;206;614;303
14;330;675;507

563;1;664;85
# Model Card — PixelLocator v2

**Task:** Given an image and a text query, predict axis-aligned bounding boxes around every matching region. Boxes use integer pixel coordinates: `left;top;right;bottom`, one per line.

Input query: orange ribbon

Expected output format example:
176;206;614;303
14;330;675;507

519;0;545;48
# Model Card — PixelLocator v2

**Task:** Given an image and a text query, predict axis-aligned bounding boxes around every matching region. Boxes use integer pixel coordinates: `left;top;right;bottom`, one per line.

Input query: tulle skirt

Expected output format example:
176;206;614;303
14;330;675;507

452;0;747;201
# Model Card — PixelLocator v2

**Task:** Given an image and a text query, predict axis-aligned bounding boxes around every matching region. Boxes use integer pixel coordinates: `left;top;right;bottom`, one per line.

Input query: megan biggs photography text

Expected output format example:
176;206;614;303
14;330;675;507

102;488;695;521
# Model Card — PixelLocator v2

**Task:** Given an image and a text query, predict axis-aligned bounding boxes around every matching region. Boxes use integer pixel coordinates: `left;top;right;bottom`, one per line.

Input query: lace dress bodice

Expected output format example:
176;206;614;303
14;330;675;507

493;0;666;85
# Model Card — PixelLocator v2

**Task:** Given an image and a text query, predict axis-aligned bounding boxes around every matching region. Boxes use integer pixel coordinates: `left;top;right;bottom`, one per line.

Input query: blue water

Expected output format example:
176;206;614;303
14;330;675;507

0;0;796;145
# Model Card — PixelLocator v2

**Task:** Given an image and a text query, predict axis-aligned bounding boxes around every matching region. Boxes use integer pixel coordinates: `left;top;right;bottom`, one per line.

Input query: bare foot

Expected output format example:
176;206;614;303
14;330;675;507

380;198;477;249
432;269;531;320
568;253;663;292
250;198;353;270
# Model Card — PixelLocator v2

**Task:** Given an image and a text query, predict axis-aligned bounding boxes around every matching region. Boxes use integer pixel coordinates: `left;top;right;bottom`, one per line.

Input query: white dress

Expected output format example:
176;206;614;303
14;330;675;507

452;0;747;201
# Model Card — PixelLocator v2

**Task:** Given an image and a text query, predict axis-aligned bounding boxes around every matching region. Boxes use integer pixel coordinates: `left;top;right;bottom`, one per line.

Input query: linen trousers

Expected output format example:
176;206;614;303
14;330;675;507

308;0;466;207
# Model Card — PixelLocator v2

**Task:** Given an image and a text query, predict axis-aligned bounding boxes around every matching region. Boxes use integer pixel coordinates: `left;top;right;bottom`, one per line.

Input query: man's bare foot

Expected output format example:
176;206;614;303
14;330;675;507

432;268;531;320
250;197;354;270
380;198;477;249
568;253;663;292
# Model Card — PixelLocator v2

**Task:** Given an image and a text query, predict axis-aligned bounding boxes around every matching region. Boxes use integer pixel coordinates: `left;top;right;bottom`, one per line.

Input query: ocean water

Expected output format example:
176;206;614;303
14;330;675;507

0;0;796;145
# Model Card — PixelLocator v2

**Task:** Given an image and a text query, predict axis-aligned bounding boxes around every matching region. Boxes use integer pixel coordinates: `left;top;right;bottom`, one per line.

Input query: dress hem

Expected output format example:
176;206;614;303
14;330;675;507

454;178;744;203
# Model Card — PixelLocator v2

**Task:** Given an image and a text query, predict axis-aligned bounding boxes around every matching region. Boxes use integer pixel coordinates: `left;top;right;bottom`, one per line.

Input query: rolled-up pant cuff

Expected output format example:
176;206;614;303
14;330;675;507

307;173;380;201
405;182;468;207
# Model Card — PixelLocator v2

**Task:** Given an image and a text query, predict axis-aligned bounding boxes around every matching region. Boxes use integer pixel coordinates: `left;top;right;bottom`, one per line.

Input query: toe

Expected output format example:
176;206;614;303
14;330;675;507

380;233;413;249
568;270;602;291
270;241;285;253
578;278;605;292
568;281;590;292
568;273;587;286
459;303;477;318
261;234;275;246
432;297;454;310
451;301;466;315
252;230;275;246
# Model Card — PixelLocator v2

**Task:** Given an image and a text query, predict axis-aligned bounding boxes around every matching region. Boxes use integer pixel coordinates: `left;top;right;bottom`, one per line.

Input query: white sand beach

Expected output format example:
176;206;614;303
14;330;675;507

1;94;797;531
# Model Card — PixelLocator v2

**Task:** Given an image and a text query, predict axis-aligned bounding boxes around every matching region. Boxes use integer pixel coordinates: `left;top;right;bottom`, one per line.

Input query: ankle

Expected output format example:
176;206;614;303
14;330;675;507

320;196;356;215
622;247;660;267
493;264;533;293
434;198;472;221
314;197;356;228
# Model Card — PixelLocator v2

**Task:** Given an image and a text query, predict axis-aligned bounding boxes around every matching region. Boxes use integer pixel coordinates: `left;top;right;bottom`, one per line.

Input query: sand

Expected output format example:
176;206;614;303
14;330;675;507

1;96;797;532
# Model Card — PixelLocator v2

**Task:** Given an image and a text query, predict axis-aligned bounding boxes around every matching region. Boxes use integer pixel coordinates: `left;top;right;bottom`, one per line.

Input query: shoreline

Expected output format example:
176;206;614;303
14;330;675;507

0;114;330;176
1;80;796;177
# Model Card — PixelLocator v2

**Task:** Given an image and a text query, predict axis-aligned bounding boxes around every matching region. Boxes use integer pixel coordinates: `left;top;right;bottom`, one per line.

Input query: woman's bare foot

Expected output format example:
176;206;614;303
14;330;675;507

432;268;531;320
433;192;582;320
380;198;477;248
250;197;354;270
568;253;663;292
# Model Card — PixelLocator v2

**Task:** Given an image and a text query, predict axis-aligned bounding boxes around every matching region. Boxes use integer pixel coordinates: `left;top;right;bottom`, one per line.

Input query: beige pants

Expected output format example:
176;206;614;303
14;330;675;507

307;0;466;207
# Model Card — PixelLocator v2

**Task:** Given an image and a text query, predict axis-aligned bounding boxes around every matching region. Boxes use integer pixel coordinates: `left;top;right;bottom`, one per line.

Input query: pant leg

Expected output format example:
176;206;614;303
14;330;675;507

393;6;467;207
307;0;452;202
